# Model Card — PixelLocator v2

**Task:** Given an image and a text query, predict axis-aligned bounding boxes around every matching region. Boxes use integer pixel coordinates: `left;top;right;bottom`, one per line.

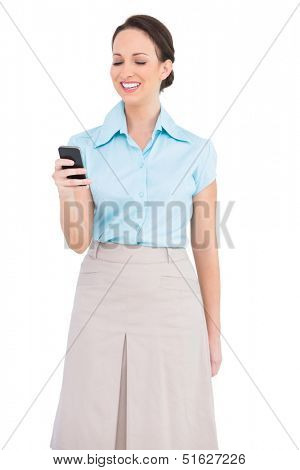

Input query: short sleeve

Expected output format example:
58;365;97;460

192;138;217;196
67;133;87;169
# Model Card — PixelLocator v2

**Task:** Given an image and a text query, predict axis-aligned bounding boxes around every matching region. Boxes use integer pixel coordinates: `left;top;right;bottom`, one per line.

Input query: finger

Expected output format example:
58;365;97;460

63;178;92;186
55;158;75;169
60;167;87;177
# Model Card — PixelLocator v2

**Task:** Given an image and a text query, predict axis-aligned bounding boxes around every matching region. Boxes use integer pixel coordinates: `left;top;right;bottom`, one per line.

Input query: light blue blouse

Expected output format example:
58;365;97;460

67;99;217;248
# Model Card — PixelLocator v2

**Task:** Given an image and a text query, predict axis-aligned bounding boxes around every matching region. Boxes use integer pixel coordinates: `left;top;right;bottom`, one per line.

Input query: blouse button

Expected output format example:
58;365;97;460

139;191;144;197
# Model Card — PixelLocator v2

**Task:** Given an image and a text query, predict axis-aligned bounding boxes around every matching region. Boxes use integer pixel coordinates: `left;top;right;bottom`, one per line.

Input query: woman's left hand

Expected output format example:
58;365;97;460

208;335;222;377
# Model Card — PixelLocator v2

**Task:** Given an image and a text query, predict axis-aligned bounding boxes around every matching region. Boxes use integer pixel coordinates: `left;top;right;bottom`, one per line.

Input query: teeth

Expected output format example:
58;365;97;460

122;82;140;89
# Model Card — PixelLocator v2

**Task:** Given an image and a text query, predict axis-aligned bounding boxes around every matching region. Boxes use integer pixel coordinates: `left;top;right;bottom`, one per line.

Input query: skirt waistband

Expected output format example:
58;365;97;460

87;241;188;264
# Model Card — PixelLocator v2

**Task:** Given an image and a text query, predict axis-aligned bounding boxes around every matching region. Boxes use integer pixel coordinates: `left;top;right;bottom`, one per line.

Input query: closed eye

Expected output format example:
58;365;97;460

112;62;146;66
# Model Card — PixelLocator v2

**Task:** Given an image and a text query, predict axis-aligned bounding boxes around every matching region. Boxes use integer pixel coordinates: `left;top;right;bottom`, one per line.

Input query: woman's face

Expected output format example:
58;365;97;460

110;28;172;103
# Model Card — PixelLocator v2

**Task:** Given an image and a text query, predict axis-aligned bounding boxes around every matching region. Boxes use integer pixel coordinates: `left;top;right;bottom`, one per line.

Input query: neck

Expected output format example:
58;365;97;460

123;99;161;134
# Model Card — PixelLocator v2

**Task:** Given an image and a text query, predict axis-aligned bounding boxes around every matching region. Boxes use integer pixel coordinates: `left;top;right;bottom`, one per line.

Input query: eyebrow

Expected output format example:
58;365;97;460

112;52;149;57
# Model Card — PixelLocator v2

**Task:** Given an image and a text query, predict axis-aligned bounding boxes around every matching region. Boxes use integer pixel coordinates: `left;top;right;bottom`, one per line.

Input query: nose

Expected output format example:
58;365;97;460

119;64;135;80
120;74;134;81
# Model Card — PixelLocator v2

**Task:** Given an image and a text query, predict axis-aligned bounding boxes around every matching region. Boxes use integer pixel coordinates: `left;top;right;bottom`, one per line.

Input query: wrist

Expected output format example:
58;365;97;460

58;186;74;199
207;328;221;343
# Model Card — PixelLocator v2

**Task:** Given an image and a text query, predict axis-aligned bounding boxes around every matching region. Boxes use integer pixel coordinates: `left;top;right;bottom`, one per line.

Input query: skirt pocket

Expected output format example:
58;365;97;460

159;274;201;294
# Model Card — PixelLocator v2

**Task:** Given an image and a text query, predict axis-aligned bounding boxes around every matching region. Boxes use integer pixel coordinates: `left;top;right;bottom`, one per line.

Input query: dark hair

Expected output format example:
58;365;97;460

111;15;175;93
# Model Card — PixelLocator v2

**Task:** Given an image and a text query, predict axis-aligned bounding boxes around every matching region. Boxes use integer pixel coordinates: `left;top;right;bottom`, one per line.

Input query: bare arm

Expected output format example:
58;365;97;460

52;158;95;254
58;185;95;254
191;180;222;375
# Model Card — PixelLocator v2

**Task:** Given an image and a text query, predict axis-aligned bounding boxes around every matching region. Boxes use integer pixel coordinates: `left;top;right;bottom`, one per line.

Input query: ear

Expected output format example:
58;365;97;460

161;59;173;80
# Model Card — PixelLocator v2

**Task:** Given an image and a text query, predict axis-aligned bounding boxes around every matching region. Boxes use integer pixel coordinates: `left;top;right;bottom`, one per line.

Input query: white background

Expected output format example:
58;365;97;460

1;0;299;467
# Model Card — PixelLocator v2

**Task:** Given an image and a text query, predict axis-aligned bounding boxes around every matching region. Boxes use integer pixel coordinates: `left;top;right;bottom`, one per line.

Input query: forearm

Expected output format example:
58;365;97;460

58;186;94;254
192;246;221;339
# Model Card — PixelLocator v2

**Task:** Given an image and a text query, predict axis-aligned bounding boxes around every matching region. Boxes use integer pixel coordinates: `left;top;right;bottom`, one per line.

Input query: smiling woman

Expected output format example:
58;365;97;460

50;14;220;452
111;16;175;96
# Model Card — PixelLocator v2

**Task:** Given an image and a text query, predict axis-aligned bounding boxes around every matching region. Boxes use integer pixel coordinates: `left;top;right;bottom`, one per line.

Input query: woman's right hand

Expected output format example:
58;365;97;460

52;158;92;195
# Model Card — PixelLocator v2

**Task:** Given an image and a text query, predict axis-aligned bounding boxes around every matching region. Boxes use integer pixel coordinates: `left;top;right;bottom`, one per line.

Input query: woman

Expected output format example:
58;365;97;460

50;14;221;450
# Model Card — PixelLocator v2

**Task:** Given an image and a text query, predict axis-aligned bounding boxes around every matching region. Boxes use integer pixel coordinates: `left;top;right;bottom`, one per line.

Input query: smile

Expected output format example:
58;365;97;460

120;82;141;92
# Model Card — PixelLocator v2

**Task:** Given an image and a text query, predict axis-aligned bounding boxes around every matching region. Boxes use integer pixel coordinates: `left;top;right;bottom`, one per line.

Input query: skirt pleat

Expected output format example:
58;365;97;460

115;333;127;450
50;241;218;450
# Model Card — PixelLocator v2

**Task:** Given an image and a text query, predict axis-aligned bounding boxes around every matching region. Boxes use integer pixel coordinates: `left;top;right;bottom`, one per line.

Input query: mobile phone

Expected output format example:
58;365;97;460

58;145;86;179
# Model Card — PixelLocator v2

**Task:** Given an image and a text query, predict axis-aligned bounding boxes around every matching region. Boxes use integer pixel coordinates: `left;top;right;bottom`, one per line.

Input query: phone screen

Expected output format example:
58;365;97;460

58;146;86;179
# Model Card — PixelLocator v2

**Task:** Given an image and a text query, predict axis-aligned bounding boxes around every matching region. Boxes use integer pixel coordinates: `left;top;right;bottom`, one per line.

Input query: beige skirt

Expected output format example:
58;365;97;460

50;241;218;450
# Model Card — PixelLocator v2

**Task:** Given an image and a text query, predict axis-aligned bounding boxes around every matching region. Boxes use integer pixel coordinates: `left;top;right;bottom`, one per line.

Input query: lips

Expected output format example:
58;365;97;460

120;81;141;85
120;81;141;93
